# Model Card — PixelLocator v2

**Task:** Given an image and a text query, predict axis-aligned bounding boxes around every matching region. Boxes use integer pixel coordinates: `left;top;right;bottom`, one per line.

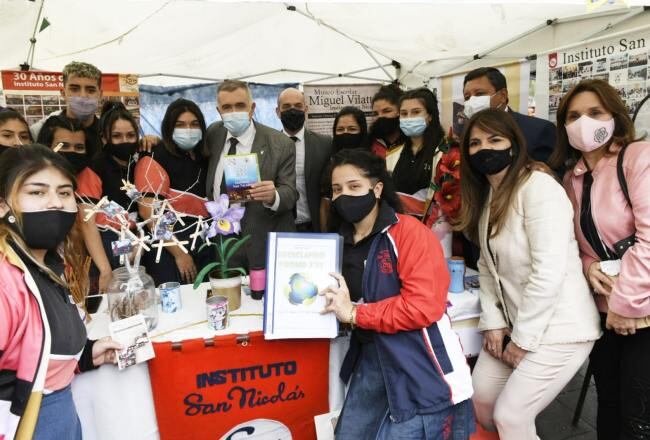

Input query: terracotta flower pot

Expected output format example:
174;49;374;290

208;270;241;311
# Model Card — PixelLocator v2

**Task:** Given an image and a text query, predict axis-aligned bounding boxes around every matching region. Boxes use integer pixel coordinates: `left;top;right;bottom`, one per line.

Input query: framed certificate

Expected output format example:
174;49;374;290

264;233;342;339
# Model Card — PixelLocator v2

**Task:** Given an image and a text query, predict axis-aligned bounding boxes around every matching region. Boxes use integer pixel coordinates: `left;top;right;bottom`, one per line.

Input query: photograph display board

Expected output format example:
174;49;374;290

0;70;140;125
542;33;648;122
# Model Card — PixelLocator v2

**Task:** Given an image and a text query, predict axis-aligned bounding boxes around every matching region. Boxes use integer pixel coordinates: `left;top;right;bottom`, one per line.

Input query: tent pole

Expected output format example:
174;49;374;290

537;21;650;56
423;6;636;79
237;65;394;82
399;61;423;83
236;68;340;80
553;5;641;24
138;73;223;82
580;7;646;41
431;18;558;78
303;64;395;84
140;65;394;84
23;0;46;70
361;46;394;81
343;64;394;76
346;74;391;82
287;3;394;71
304;74;391;85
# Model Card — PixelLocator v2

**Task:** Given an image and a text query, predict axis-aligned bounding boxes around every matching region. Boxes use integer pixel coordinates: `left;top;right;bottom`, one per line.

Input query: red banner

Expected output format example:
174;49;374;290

148;332;330;440
1;70;137;96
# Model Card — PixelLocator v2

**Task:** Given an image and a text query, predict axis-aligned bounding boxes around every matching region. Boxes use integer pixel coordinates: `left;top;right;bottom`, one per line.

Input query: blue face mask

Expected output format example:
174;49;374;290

222;112;251;137
172;128;202;151
399;117;428;137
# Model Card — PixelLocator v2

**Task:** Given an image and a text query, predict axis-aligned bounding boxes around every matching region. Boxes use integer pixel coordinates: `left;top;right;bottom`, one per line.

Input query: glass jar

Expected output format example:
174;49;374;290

107;266;159;331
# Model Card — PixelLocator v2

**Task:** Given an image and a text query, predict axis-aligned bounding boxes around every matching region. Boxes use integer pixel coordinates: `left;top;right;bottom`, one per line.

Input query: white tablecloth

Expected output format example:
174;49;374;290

72;280;481;440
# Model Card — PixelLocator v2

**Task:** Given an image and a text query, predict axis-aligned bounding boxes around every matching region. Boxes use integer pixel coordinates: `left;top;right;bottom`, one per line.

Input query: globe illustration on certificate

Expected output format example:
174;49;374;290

285;273;318;306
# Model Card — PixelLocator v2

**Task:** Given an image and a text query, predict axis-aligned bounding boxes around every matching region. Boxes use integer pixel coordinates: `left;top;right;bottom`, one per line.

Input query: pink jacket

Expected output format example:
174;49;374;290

0;242;51;440
563;141;650;318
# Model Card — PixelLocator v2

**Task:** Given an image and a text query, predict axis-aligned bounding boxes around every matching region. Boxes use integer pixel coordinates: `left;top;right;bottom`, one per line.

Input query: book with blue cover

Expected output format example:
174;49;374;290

223;153;261;202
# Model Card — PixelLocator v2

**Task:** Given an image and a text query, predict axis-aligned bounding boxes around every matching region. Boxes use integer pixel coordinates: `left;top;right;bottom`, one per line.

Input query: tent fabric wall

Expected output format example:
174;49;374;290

2;1;647;90
139;81;298;136
139;82;218;136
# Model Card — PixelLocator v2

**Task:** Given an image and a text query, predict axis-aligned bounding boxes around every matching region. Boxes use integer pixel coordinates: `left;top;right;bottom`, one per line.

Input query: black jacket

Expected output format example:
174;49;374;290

510;109;557;163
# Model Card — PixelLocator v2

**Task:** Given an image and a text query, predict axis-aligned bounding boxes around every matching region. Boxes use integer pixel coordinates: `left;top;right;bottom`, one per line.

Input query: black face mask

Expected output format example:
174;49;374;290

371;117;400;140
333;133;363;153
106;142;138;161
60;152;90;174
10;210;77;250
333;190;377;224
280;108;305;133
469;147;513;176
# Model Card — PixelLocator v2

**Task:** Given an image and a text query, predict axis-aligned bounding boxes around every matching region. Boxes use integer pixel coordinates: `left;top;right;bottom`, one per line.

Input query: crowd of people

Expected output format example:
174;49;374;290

0;60;648;440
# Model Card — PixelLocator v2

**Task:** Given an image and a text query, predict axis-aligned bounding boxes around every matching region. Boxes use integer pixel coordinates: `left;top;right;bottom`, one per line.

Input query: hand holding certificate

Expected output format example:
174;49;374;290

264;233;342;339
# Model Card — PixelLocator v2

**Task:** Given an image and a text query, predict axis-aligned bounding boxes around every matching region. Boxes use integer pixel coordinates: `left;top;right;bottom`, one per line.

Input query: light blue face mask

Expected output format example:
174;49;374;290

222;112;251;137
172;128;202;151
399;117;428;137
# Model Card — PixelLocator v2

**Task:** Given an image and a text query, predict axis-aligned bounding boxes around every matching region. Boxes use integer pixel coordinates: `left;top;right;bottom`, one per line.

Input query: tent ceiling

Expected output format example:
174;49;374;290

0;1;647;88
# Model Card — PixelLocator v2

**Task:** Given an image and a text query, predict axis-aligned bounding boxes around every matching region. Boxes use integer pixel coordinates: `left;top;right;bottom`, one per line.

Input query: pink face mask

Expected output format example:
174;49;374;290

565;115;615;152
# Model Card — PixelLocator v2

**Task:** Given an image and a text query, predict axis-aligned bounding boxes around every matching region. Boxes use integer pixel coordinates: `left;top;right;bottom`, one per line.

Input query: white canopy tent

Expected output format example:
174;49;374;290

1;0;649;89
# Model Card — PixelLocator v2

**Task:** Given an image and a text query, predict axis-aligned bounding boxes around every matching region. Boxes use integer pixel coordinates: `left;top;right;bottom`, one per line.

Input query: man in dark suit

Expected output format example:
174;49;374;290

206;80;297;268
276;87;332;232
463;67;556;163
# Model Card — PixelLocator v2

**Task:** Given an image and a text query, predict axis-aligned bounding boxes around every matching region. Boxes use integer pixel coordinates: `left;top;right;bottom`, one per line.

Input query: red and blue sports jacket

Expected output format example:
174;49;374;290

348;210;473;423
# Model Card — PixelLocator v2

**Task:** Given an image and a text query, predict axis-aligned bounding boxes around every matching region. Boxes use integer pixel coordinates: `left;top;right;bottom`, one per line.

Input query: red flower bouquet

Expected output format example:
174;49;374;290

423;137;461;228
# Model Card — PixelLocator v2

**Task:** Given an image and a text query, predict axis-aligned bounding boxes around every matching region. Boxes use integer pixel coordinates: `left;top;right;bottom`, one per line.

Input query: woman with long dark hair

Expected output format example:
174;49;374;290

321;149;474;439
0;144;119;440
0;108;31;154
550;79;650;440
135;98;211;285
332;106;371;153
77;104;141;293
392;88;444;197
456;108;600;439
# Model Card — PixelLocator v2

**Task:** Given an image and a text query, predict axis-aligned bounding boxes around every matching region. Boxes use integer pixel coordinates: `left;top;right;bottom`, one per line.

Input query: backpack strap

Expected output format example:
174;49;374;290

617;145;632;208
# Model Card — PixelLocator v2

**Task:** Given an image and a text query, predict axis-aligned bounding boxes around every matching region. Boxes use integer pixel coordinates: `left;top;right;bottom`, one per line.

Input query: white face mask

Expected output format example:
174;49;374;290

463;94;496;119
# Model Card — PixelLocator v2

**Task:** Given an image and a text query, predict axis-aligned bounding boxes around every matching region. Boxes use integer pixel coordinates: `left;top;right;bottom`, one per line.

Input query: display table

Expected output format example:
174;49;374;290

72;280;481;440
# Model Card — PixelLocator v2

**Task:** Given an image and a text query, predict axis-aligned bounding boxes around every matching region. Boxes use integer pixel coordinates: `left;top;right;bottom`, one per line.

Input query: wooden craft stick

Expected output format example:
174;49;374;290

83;196;108;222
189;216;204;251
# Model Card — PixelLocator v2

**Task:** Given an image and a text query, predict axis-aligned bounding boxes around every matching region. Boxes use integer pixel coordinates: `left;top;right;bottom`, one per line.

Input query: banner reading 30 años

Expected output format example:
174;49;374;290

541;32;648;122
0;70;140;125
303;83;380;136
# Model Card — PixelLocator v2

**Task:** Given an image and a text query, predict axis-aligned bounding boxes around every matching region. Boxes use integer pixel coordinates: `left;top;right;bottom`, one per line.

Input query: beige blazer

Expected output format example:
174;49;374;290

477;171;601;351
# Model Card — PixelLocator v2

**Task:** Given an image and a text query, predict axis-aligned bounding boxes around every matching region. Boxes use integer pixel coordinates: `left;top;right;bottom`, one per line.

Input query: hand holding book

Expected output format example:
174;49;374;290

249;181;276;205
319;272;356;325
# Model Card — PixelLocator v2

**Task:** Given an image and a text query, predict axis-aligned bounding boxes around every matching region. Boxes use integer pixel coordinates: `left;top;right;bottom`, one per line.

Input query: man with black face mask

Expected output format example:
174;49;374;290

369;84;405;173
37;114;90;174
276;87;332;232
